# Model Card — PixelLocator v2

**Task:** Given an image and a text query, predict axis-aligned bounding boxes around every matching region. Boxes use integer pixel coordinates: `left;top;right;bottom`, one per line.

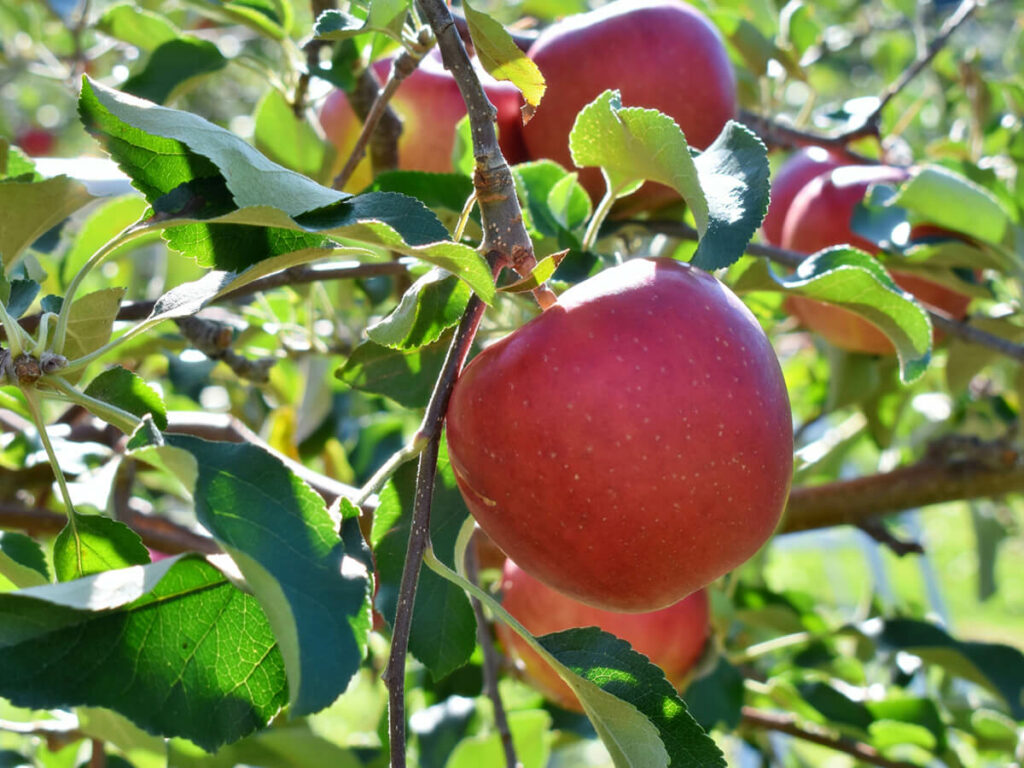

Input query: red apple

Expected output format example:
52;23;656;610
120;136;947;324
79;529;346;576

762;147;848;246
522;0;736;206
781;165;973;355
496;559;710;711
446;258;793;612
319;51;527;190
16;127;56;157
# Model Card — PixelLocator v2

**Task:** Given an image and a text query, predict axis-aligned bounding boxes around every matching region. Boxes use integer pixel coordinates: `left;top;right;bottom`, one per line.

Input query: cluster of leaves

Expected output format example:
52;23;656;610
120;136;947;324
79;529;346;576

0;0;1021;767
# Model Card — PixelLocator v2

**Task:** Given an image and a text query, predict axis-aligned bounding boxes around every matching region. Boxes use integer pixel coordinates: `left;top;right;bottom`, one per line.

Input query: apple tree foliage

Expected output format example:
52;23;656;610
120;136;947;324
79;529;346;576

0;0;1022;766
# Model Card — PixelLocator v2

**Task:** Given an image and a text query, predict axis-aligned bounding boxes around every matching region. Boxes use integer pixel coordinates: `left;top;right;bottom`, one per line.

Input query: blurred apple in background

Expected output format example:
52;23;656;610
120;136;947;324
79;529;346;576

762;146;849;246
781;165;973;354
497;559;710;712
522;0;736;208
319;51;526;190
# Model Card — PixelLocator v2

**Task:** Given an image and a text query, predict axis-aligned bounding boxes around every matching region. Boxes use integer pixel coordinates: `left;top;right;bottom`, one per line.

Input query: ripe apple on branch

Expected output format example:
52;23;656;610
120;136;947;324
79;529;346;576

446;258;793;613
779;164;975;355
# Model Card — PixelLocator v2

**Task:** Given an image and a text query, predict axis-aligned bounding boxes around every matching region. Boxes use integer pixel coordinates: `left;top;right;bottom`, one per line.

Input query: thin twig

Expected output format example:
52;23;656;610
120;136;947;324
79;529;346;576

737;109;878;163
742;707;919;768
628;220;1024;363
333;43;430;190
11;260;411;339
466;537;518;768
415;0;540;284
0;501;219;555
378;4;542;759
380;292;489;768
0;716;84;752
846;0;979;140
292;0;335;117
741;0;979;155
89;739;106;768
856;519;925;556
382;435;440;768
164;411;359;504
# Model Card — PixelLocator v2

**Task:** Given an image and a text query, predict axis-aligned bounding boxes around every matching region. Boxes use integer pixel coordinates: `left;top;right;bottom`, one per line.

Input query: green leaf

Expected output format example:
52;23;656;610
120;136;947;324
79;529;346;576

145;270;237;325
5;279;40;319
168;721;363;768
0;556;288;750
945;316;1024;394
373;444;476;680
84;365;168;430
61;195;151;288
0;140;41;181
498;251;566;294
538;628;725;768
366;269;470;349
732;248;932;382
547;172;591;232
569;90;706;215
0;176;96;268
867;697;947;753
122;38;228;105
337;333;452;409
183;0;287;39
53;512;151;582
451;117;475;177
682;657;745;731
446;710;552;768
80;77;348;216
798;681;873;731
61;286;126;364
313;0;407;41
869;618;1024;719
513;160;583;244
0;532;50;588
366;171;476;221
254;88;334;184
152;189;494;300
868;720;935;751
463;2;546;109
0;750;30;768
167;435;372;716
97;4;179;50
690;121;770;271
781;3;821;55
891;165;1011;245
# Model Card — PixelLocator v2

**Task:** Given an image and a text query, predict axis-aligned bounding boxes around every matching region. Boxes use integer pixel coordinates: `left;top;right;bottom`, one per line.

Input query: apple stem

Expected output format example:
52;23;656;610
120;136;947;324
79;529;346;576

582;185;617;252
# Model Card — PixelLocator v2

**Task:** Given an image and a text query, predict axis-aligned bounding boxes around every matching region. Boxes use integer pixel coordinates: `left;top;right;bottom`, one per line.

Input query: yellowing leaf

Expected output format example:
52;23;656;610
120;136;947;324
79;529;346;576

464;3;546;109
0;176;95;268
62;287;126;371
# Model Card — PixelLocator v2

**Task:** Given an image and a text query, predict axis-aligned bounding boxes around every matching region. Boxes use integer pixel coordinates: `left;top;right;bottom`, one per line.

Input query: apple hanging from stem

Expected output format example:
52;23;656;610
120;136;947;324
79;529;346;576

446;258;793;612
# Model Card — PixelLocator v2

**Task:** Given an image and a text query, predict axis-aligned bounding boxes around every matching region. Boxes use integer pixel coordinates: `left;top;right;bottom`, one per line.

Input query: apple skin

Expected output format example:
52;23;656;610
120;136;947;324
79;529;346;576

319;51;527;190
762;147;848;246
780;165;972;355
522;0;736;206
496;559;710;711
445;258;793;612
16;128;56;157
